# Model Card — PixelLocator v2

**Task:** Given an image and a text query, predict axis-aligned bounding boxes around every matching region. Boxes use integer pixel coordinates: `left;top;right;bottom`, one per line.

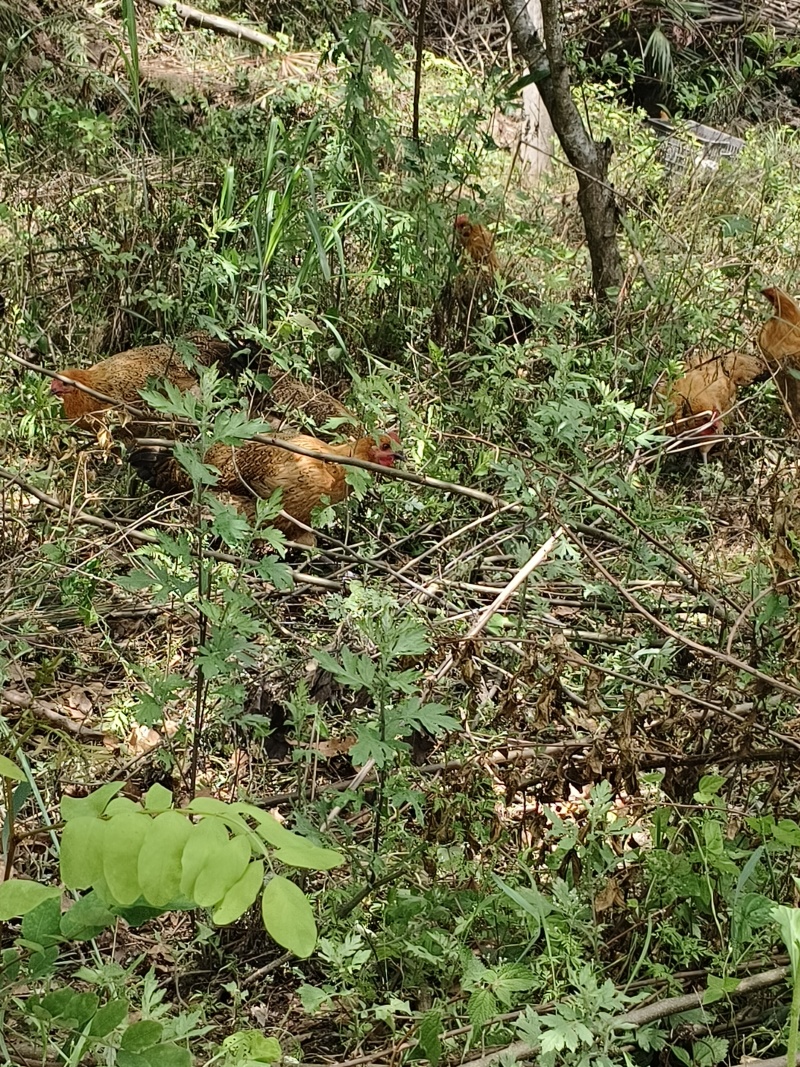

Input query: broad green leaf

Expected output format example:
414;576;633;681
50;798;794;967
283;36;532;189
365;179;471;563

221;1030;281;1063
68;991;100;1027
143;1043;192;1067
61;782;124;822
61;816;106;889
174;442;219;486
21;895;62;947
193;834;252;907
467;987;497;1028
121;1019;164;1052
106;797;144;816
103;813;151;906
60;891;116;941
180;817;230;898
273;841;344;871
111;902;169;927
138;812;192;907
187;797;252;835
0;755;25;781
213;860;264;926
773;819;800;846
261;876;317;958
236;806;295;847
703;974;741;1005
115;1052;149;1067
89;998;129;1037
143;784;174;813
0;880;60;920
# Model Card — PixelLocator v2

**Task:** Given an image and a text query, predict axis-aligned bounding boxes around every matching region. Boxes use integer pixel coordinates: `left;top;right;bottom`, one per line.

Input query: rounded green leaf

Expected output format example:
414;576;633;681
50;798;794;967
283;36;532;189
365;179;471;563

103;813;151;906
0;880;60;920
180;817;230;899
137;812;192;907
0;755;26;782
273;841;344;871
194;834;251;908
60;891;116;941
143;784;174;812
121;1019;164;1052
234;806;295;846
89;998;128;1037
61;782;124;822
106;797;144;817
213;860;264;926
61;816;106;889
261;876;317;958
144;1043;192;1067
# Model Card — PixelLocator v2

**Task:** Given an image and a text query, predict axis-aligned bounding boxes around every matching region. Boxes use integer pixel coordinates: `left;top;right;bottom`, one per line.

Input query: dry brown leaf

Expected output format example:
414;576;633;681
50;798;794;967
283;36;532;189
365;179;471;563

126;725;162;756
594;877;625;913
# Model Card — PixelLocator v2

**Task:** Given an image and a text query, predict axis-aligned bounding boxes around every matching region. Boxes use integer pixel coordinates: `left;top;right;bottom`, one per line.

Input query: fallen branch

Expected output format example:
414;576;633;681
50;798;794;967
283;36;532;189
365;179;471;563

0;467;340;592
144;0;278;51
319;528;564;832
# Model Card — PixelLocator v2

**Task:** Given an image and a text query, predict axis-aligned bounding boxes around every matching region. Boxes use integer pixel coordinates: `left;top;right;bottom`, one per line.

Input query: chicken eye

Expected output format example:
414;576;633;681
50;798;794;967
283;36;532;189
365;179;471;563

381;442;391;451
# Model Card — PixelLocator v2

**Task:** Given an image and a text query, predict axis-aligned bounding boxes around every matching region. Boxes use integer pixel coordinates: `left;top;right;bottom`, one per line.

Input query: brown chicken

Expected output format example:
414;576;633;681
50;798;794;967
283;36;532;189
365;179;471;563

130;431;403;546
454;214;500;275
758;286;800;422
657;351;766;459
51;331;358;435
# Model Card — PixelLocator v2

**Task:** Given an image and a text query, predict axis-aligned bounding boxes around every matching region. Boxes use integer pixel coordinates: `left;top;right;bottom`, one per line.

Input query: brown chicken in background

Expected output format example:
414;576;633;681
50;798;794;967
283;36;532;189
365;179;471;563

758;286;800;422
656;351;767;460
454;214;500;275
52;331;358;436
129;431;403;546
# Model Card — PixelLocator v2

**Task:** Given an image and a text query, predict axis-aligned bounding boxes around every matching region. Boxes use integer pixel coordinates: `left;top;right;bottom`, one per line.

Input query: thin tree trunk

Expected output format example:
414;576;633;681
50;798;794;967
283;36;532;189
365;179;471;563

519;0;554;178
502;0;624;299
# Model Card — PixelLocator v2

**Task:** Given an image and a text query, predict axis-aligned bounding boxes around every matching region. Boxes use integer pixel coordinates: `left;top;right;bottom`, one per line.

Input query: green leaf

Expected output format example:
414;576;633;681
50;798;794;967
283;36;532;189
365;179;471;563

180;817;231;898
145;1043;193;1067
69;991;100;1027
21;895;62;948
467;987;497;1028
703;974;741;1005
89;998;129;1037
61;782;124;821
103;813;151;906
221;1030;281;1063
236;806;295;847
213;860;264;925
60;891;116;941
193;833;251;908
261;876;317;958
174;442;219;487
143;784;174;813
121;1019;165;1052
138;812;192;907
773;820;800;846
0;755;26;781
0;880;61;920
61;815;106;889
273;841;344;871
417;1009;443;1067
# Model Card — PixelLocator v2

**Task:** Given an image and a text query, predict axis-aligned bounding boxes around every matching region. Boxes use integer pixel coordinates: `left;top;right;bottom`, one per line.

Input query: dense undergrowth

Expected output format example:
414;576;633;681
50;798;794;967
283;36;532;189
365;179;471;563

2;3;800;1067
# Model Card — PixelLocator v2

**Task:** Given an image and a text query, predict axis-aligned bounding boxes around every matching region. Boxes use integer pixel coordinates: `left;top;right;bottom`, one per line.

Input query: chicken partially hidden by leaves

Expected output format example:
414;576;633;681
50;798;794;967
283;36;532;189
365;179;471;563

656;351;766;459
129;431;403;546
50;331;228;431
51;331;358;436
758;286;800;422
439;213;537;347
454;214;500;276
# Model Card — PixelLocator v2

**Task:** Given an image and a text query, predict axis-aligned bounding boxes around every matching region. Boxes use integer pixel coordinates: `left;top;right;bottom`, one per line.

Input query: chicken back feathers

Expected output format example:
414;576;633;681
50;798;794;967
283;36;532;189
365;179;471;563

758;286;800;422
52;331;358;433
129;432;402;541
657;351;766;458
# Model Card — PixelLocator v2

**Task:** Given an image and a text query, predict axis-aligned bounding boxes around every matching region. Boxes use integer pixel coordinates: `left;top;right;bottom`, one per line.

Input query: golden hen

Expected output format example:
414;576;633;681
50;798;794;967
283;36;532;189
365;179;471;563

758;286;800;422
454;214;500;275
130;431;403;546
657;351;766;460
51;331;357;435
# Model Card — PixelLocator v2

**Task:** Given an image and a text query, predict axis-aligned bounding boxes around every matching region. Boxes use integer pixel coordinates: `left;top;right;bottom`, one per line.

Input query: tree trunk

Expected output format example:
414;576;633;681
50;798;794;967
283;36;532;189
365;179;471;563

502;0;624;299
519;0;554;178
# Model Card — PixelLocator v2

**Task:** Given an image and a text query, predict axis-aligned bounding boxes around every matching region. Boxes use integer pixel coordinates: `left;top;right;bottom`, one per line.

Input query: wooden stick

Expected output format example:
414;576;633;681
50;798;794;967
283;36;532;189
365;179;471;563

144;0;278;51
